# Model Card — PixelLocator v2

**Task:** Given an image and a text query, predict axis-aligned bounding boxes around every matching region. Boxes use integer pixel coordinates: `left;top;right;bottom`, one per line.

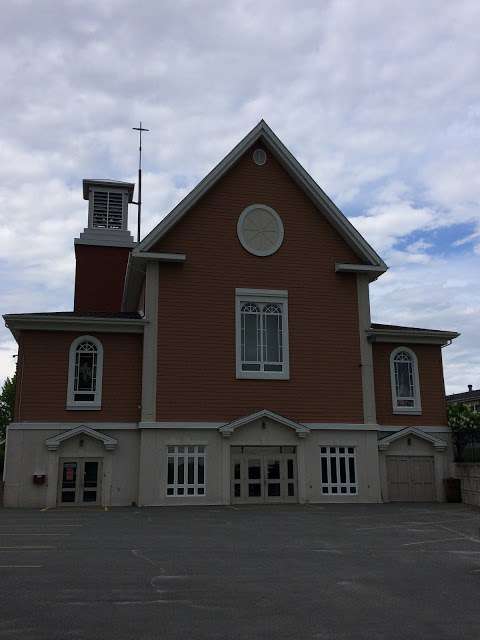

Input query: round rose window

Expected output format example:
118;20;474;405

237;204;284;257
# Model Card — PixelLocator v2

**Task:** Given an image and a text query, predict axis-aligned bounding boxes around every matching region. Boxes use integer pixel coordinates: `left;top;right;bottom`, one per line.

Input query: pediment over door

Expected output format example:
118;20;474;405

45;425;118;452
219;409;310;439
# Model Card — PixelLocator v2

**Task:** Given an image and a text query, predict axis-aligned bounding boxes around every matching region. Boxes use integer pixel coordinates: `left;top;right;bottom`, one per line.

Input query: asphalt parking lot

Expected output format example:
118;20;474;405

1;504;480;640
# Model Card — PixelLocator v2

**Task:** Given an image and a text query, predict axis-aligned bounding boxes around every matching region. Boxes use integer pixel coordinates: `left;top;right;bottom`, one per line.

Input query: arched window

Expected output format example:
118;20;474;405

237;290;289;378
390;347;421;413
67;336;103;409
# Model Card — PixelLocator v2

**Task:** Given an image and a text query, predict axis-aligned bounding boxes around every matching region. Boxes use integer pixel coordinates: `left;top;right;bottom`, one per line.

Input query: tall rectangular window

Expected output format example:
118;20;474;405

236;289;289;379
320;447;357;495
166;446;206;497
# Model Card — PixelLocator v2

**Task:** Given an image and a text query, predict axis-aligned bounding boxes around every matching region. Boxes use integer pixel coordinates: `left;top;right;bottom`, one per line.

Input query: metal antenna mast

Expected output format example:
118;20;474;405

132;121;150;243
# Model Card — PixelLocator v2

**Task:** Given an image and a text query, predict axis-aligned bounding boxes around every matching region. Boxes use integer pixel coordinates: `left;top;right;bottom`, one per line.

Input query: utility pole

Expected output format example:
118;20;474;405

132;122;150;243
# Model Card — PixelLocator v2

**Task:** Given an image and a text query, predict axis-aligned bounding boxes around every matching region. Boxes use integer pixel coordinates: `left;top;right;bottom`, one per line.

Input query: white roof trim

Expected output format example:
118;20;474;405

219;409;310;439
131;251;186;262
335;263;387;281
378;427;448;451
367;328;459;345
4;315;146;340
136;120;387;268
45;425;118;451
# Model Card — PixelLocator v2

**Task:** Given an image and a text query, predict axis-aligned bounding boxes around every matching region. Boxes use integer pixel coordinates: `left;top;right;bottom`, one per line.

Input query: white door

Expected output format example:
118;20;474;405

231;446;297;504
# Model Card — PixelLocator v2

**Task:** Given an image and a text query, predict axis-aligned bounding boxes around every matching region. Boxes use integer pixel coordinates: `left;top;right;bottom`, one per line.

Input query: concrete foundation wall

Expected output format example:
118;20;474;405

3;428;140;508
453;464;480;507
138;420;382;505
3;422;452;508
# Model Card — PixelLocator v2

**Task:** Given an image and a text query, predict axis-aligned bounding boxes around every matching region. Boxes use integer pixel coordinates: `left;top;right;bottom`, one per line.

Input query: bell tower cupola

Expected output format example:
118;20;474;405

77;179;135;246
74;179;136;313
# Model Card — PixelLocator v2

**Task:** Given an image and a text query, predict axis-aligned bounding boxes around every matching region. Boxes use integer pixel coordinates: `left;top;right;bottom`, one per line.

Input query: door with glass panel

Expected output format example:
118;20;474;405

58;458;102;505
231;446;297;503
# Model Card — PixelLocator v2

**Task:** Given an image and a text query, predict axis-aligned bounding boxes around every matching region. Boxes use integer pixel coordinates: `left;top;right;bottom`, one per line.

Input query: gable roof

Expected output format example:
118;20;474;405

219;409;311;438
134;120;387;269
378;427;448;451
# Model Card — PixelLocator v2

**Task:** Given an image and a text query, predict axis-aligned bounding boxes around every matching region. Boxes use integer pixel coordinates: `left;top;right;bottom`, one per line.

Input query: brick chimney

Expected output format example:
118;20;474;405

74;179;135;313
468;384;473;392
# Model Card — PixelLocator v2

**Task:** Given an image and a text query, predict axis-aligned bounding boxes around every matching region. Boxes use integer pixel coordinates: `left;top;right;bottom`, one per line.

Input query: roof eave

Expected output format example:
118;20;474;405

367;328;460;345
335;262;388;281
3;314;147;340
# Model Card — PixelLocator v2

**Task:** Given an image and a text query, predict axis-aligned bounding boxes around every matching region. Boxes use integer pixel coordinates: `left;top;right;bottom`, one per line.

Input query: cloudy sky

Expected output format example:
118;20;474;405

0;0;479;393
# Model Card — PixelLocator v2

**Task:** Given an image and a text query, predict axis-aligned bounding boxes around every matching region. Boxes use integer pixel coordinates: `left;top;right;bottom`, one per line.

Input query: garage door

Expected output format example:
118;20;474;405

386;456;435;502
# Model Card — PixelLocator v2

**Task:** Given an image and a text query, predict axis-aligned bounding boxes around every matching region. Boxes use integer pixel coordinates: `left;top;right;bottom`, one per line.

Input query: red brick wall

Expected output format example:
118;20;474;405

16;331;142;422
373;342;447;426
151;142;365;423
74;245;131;312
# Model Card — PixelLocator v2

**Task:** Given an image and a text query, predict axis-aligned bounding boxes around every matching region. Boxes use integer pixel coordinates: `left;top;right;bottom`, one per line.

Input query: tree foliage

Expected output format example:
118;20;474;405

0;374;16;440
448;403;480;462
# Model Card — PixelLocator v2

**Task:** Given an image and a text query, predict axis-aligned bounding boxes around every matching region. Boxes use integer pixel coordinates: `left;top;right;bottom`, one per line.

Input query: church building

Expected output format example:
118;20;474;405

2;121;458;507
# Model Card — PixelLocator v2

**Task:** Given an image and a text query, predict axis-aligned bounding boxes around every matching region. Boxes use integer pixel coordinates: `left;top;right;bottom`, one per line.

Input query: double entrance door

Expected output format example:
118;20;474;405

231;446;297;503
58;458;102;505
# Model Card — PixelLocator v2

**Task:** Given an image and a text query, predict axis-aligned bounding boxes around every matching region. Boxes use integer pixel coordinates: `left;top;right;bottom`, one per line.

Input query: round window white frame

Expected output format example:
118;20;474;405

237;204;284;257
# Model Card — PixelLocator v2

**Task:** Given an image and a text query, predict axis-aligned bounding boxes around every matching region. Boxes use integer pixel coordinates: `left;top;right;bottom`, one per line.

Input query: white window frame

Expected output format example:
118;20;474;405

66;335;103;410
166;445;207;497
235;288;289;380
237;204;284;257
320;446;357;496
390;346;422;415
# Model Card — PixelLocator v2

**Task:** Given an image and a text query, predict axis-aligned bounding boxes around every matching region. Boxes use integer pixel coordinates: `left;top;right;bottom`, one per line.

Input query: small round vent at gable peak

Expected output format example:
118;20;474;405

237;204;284;257
252;148;267;165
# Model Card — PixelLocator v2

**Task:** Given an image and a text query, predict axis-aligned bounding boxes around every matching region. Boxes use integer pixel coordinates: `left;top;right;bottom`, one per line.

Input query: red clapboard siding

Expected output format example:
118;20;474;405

74;244;131;312
16;331;142;422
151;142;365;423
373;342;447;426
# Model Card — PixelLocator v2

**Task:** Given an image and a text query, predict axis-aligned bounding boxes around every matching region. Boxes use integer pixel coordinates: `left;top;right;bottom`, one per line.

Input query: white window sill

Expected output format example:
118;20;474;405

66;404;102;411
393;408;422;415
236;371;290;380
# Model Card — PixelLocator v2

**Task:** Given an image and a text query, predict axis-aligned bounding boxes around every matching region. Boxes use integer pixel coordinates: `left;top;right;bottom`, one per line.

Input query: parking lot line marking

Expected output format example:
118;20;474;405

132;549;159;566
355;518;480;531
0;565;43;568
0;546;55;550
434;524;480;546
0;525;82;528
0;533;70;537
402;536;464;546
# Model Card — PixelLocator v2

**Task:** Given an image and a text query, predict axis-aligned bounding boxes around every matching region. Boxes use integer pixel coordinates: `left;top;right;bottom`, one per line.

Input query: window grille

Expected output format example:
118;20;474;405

92;191;124;230
74;341;98;402
166;446;206;497
393;351;415;407
67;335;103;409
390;347;421;412
240;301;284;373
320;446;357;495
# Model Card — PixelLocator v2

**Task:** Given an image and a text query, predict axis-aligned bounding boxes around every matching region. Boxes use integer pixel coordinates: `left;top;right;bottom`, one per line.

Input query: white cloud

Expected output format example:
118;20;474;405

1;0;480;394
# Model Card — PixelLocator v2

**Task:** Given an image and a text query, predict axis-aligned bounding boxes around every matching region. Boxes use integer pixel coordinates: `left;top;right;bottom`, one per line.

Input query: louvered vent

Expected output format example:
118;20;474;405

92;191;124;230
